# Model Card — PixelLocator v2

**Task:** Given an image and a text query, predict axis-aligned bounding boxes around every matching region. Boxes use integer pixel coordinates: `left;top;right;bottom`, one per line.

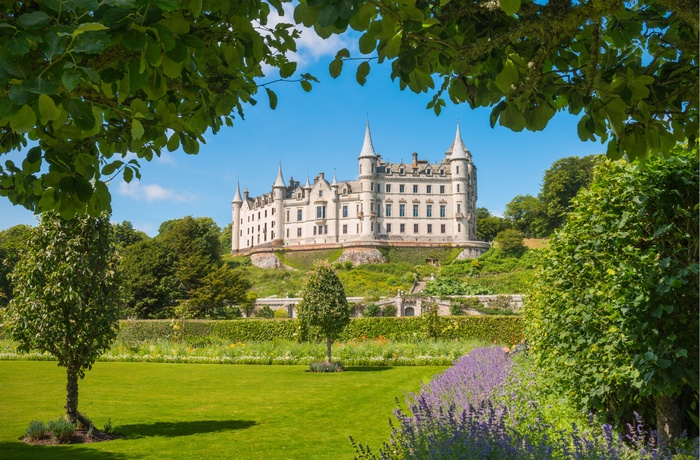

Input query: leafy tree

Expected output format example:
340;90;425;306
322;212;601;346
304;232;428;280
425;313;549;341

183;264;251;318
4;212;121;425
301;0;697;161
297;262;350;363
159;216;221;265
504;194;546;237
475;207;491;220
539;155;597;233
477;214;513;242
0;1;314;217
524;149;699;443
120;238;180;319
0;224;31;305
220;223;232;255
113;220;148;250
494;229;526;254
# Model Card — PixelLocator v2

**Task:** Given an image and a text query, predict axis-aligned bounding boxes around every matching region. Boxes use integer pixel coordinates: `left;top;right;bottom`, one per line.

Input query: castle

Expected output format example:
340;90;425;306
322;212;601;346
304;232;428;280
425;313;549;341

231;123;489;264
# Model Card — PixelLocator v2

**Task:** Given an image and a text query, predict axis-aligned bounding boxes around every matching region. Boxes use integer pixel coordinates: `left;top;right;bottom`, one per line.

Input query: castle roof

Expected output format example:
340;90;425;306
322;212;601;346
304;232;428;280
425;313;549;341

232;182;242;203
446;124;471;160
358;120;377;159
273;164;285;188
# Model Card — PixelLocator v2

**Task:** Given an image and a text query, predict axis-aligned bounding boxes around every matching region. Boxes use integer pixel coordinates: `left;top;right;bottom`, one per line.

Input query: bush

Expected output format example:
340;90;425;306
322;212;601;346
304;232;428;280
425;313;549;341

25;420;46;441
450;303;464;316
423;278;494;296
494;229;526;253
255;305;274;319
47;418;76;444
382;304;397;317
362;303;381;317
421;301;441;340
273;309;289;319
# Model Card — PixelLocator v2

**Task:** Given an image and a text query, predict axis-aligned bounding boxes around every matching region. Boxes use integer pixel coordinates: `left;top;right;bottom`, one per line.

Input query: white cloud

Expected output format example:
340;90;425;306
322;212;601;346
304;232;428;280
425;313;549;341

262;3;357;74
117;181;192;203
156;152;176;165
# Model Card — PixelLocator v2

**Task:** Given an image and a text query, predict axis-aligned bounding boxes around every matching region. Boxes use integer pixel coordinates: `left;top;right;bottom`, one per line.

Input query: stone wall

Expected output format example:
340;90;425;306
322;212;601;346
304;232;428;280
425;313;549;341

335;247;386;266
455;245;489;260
250;252;294;269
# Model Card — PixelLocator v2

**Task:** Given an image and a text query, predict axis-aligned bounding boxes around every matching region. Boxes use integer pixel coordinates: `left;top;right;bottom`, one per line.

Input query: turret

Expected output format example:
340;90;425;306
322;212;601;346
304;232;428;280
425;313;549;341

358;121;378;240
449;124;470;243
231;182;243;252
272;164;285;245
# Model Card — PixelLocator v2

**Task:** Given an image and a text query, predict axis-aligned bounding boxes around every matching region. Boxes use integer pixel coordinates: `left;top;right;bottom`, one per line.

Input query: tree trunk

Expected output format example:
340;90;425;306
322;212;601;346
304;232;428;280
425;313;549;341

656;394;682;445
65;366;79;424
326;337;332;363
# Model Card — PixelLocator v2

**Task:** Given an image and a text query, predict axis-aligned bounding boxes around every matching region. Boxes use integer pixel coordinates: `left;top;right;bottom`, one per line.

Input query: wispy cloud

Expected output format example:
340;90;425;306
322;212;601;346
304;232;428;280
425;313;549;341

117;181;192;203
262;4;357;74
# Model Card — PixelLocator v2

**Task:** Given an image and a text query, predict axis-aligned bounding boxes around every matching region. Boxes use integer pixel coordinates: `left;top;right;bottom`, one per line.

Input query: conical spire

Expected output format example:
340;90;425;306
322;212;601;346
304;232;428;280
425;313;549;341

331;170;338;187
273;163;285;188
304;175;311;189
449;123;469;160
232;182;242;203
359;120;377;159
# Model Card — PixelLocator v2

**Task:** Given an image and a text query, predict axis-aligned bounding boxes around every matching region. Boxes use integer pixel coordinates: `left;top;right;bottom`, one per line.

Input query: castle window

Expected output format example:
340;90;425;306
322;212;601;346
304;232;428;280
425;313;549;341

412;184;418;193
240;218;243;225
399;184;405;193
441;224;446;233
265;210;267;217
271;231;274;239
440;185;445;194
385;204;392;217
440;205;446;217
440;170;444;176
413;224;419;233
386;223;392;233
258;225;260;231
272;208;275;215
240;230;242;236
370;183;374;191
343;224;348;234
427;224;433;234
458;223;461;232
319;190;323;197
257;235;260;243
272;221;275;227
324;225;328;234
457;203;462;213
287;210;290;220
427;205;433;217
297;209;302;221
246;239;249;246
386;184;391;193
400;224;405;233
413;205;419;217
456;166;460;174
297;192;301;199
343;205;348;218
258;212;261;219
316;206;326;219
399;204;405;217
426;169;431;175
371;222;374;231
426;185;432;194
357;223;359;233
400;168;404;175
287;229;290;237
297;228;302;237
457;184;460;192
313;226;317;235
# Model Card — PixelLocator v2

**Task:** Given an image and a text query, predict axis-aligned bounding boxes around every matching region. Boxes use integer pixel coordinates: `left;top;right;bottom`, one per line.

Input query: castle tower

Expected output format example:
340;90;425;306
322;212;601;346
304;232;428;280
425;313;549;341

449;124;470;243
231;182;243;252
330;171;339;242
272;164;286;245
358;121;378;240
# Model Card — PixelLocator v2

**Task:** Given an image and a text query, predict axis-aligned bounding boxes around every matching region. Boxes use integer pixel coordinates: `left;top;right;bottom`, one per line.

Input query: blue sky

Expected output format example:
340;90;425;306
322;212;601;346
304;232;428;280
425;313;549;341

0;9;603;236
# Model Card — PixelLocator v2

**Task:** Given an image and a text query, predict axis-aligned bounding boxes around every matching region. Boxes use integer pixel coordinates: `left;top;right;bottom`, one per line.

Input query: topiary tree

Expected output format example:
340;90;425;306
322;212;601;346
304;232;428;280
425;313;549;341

297;261;350;363
524;148;699;443
4;212;121;426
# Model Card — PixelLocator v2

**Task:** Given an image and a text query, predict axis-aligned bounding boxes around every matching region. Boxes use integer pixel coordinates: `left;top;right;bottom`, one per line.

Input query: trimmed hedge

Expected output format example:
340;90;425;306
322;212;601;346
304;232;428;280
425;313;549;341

118;316;522;345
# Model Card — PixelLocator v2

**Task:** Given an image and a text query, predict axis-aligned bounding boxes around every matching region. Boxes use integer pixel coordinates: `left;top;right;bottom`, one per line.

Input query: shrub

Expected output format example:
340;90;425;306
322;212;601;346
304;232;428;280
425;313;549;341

103;419;113;434
382;304;397;317
343;260;353;270
449;303;464;316
362;303;381;317
25;420;46;441
47;418;76;444
494;229;526;253
423;278;494;296
255;305;274;319
421;301;441;340
308;361;344;372
273;309;289;319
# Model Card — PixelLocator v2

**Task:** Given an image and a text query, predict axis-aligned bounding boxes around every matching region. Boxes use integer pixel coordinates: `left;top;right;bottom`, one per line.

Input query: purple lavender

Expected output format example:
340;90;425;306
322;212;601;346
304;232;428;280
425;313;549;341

351;347;699;460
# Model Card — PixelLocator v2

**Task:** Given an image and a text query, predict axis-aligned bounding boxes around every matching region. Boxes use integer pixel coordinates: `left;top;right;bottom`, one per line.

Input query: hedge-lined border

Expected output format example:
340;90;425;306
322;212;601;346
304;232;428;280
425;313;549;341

117;316;523;345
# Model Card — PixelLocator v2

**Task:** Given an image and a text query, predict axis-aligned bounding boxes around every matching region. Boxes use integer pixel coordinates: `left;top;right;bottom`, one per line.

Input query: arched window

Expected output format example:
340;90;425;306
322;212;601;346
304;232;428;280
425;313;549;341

404;307;415;317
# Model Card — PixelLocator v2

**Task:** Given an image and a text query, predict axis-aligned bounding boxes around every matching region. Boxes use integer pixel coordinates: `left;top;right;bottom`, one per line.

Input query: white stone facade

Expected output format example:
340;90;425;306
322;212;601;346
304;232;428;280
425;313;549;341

232;123;480;253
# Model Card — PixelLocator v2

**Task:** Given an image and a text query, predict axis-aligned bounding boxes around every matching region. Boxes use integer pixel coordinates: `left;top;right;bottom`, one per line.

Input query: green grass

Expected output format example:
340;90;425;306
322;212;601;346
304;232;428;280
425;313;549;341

0;361;445;459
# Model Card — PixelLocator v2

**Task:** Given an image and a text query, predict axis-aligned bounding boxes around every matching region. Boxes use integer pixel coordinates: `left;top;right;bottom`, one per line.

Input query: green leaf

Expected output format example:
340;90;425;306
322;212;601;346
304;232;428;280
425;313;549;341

38;94;61;121
72;31;111;54
265;88;278;110
131;119;145;140
189;0;203;17
300;80;312;92
23;78;59;95
279;61;297;79
72;22;109;37
383;32;402;59
61;68;83;91
156;0;178;11
495;59;518;93
500;0;521;16
18;11;51;29
329;58;343;79
10;105;36;133
64;98;95;130
356;61;370;86
499;103;526;132
123;166;134;183
101;160;123;176
6;36;30;56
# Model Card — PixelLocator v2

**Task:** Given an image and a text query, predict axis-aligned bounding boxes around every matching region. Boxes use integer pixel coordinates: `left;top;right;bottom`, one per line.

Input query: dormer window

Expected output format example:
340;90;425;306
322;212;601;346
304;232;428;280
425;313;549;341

386;169;391;175
319;190;323;197
297;192;301;199
343;188;347;195
426;169;431;175
440;170;444;176
400;168;404;175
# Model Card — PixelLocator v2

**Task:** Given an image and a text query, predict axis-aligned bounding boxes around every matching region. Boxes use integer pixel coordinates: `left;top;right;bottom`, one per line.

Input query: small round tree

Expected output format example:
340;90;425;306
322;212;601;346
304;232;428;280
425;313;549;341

297;262;350;363
4;212;121;426
524;149;698;443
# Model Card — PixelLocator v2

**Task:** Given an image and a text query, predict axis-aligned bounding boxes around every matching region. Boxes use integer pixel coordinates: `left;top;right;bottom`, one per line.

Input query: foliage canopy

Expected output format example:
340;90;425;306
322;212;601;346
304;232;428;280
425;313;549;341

524;148;699;440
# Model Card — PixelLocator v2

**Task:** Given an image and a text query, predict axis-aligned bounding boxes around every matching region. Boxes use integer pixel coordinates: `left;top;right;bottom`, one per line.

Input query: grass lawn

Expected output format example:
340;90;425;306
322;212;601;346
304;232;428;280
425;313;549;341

0;361;446;459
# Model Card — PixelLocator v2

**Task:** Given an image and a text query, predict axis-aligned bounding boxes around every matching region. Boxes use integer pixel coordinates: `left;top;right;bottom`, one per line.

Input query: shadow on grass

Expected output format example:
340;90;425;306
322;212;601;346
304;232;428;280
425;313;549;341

0;442;134;460
118;419;256;439
344;366;393;372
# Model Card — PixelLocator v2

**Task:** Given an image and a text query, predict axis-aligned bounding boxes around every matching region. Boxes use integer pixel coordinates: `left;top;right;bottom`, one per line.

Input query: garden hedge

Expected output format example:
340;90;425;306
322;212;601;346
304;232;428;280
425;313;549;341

117;316;523;345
